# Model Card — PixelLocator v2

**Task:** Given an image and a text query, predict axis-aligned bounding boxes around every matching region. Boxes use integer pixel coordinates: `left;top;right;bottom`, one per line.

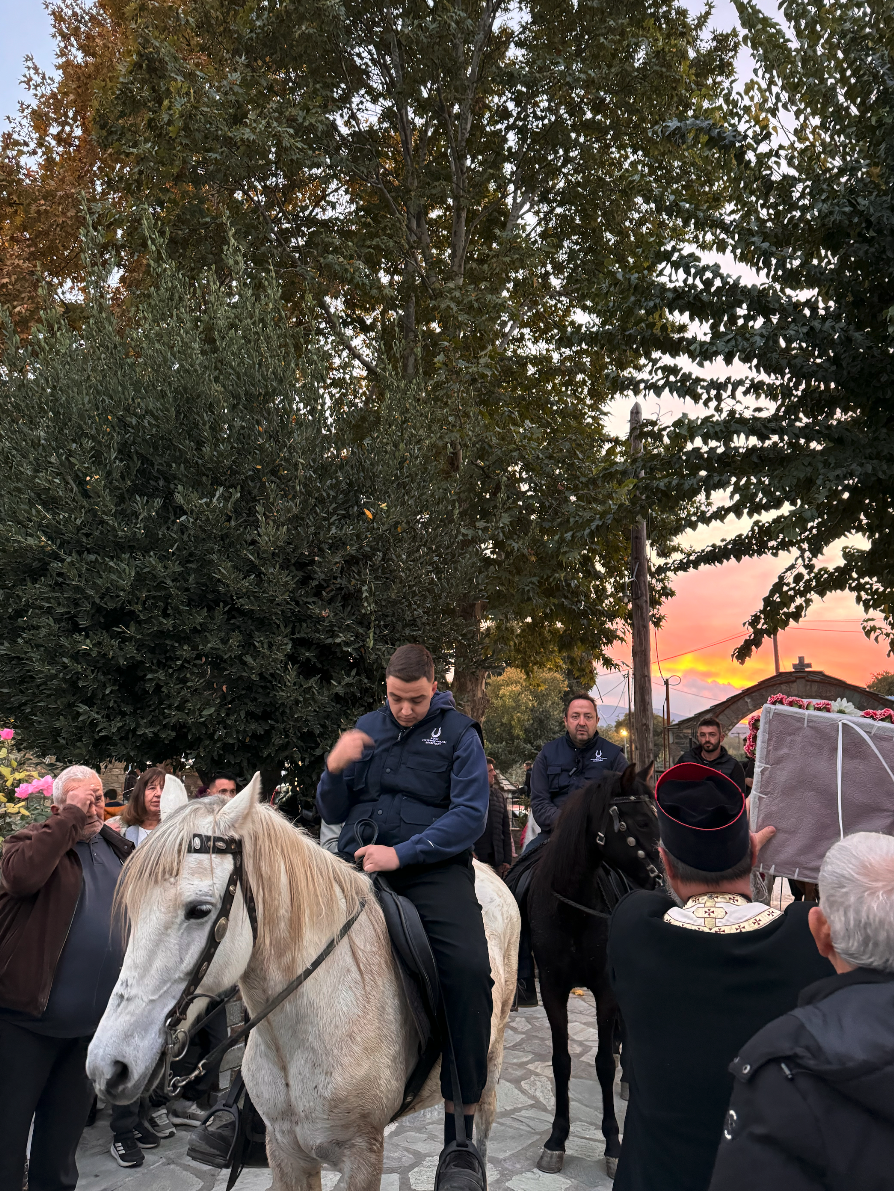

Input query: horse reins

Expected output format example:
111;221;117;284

553;793;661;918
159;832;365;1096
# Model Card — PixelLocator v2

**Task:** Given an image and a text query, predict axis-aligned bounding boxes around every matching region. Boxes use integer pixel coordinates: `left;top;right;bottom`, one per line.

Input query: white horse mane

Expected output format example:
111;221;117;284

116;796;372;961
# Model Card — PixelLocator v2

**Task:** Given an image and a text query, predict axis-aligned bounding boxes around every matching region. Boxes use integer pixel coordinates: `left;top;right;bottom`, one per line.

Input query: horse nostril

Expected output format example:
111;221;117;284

106;1061;130;1096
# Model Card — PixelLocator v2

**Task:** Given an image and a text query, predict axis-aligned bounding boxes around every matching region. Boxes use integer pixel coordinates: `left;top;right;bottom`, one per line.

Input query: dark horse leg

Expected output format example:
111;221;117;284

536;974;573;1172
593;989;622;1178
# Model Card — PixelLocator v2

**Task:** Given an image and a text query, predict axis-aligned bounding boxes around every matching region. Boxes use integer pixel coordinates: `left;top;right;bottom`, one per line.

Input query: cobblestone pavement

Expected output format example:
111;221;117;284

75;986;624;1191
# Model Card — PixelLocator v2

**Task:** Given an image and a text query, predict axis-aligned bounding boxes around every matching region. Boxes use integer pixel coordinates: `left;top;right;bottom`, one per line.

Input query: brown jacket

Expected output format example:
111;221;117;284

0;806;134;1016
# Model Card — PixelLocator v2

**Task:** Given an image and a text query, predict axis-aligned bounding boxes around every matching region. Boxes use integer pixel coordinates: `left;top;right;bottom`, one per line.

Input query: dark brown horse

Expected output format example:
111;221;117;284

526;766;660;1179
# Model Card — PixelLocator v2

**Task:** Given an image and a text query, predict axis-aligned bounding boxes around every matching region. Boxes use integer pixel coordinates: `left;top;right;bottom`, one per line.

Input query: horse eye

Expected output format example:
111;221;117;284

185;903;214;921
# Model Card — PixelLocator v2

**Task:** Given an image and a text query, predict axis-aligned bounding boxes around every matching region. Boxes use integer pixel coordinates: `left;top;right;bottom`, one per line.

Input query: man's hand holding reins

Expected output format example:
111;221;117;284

354;844;400;872
326;730;374;774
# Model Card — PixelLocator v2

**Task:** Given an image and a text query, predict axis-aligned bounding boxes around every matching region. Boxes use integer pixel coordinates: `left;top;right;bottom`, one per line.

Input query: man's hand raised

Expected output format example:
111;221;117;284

326;730;375;775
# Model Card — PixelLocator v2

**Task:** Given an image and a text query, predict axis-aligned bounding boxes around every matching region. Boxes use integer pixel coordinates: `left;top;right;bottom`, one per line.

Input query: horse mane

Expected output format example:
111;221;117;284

116;797;371;960
536;772;621;897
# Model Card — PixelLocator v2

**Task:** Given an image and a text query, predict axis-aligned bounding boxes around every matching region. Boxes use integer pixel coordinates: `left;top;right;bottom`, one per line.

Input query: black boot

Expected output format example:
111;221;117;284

515;977;538;1008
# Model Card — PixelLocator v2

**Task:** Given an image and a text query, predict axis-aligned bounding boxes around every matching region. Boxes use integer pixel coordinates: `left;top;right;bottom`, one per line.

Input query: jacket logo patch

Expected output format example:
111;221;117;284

421;726;445;746
590;750;604;762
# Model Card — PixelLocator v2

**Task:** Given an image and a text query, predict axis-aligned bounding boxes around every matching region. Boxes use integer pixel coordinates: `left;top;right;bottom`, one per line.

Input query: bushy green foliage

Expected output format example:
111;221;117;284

0;250;474;791
868;671;894;697
609;0;894;655
481;667;566;772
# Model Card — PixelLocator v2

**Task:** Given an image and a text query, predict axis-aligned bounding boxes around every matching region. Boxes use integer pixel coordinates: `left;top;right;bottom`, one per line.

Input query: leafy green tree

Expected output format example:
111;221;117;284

0;247;476;795
2;0;736;707
868;672;894;697
481;667;566;773
602;711;665;763
609;0;894;657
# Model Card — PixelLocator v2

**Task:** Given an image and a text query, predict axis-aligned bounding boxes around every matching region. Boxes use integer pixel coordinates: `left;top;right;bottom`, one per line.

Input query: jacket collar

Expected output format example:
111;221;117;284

99;823;135;860
798;966;894;1007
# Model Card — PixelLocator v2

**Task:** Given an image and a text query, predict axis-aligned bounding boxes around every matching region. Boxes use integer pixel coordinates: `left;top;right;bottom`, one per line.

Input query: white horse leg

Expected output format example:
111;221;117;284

267;1130;322;1191
338;1132;385;1191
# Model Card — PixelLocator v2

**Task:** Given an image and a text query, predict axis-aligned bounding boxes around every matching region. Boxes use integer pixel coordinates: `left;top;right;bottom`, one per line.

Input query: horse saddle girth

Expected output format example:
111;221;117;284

371;874;443;1118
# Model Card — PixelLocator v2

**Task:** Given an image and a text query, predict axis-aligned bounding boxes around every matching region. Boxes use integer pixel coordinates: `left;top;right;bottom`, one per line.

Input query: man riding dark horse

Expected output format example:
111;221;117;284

316;643;492;1190
511;692;627;1006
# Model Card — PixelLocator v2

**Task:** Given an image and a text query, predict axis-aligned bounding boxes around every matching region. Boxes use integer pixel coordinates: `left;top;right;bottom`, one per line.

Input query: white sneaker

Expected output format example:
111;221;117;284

167;1098;206;1126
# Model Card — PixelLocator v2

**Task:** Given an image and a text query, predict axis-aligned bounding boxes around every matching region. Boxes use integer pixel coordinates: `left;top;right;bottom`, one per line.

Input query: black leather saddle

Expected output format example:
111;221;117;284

372;872;445;1118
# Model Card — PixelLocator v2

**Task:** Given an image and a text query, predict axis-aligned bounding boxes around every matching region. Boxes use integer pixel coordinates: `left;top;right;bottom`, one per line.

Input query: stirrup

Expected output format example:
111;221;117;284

434;1140;487;1191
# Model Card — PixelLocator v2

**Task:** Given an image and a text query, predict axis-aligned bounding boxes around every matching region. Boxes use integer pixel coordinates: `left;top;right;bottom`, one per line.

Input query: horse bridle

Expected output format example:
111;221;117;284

157;832;364;1096
553;792;661;918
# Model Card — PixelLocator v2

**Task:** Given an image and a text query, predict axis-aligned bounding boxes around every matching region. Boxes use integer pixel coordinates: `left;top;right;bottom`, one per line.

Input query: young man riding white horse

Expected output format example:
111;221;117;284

316;643;494;1189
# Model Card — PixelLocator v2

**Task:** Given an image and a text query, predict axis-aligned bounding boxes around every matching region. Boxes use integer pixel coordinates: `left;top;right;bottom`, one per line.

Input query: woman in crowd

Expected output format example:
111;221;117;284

108;767;176;1164
118;767;165;845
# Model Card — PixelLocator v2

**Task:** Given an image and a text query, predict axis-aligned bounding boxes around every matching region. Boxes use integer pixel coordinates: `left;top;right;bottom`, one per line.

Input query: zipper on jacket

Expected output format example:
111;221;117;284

39;875;82;1015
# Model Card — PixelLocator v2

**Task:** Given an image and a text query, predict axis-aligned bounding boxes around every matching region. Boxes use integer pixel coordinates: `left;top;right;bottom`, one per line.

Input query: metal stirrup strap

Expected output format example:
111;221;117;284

169;898;368;1093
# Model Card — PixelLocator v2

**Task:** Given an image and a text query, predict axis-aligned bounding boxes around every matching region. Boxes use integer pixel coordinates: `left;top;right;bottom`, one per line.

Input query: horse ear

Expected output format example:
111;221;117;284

637;761;655;788
620;763;638;792
160;774;188;819
216;771;262;832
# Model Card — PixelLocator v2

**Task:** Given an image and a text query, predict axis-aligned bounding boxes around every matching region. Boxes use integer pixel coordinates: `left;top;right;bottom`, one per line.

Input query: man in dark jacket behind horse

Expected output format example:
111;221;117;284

709;831;894;1191
607;762;833;1191
317;644;492;1187
530;693;626;836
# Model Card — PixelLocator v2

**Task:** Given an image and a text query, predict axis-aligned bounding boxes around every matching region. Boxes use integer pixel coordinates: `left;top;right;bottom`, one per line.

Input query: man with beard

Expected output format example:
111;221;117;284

677;716;746;793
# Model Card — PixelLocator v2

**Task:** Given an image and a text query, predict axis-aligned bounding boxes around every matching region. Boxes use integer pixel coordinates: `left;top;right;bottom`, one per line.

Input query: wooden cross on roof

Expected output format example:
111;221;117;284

792;656;813;672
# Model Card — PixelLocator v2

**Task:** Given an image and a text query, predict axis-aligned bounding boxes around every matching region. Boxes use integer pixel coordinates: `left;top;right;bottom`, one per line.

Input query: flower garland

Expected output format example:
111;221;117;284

743;695;894;758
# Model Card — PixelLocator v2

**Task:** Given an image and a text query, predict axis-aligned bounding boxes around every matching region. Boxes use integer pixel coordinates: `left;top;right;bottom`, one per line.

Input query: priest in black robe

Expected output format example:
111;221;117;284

608;762;833;1191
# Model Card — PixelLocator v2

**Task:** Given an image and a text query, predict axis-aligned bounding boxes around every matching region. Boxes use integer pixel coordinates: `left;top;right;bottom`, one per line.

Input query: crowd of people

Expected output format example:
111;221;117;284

1;649;892;1191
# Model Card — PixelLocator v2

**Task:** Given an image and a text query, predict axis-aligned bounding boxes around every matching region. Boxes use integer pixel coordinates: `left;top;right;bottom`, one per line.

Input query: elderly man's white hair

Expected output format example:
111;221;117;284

820;831;894;973
53;765;100;807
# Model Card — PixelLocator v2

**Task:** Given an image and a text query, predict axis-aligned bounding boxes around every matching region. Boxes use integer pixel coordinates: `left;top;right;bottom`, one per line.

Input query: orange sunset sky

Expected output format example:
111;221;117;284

596;554;893;725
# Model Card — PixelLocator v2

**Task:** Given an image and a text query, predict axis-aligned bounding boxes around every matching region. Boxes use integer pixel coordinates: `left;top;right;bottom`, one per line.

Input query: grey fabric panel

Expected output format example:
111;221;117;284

751;705;894;882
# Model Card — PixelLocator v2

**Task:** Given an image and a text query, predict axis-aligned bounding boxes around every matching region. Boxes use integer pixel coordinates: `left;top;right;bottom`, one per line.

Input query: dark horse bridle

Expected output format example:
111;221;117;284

552;792;661;919
155;832;365;1096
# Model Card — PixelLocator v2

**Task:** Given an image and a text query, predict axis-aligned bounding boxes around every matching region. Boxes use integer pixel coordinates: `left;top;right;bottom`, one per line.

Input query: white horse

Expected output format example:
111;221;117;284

88;775;520;1190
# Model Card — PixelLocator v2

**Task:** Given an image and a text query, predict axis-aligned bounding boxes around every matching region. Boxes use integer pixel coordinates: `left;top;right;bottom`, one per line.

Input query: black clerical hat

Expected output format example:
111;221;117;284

654;762;749;872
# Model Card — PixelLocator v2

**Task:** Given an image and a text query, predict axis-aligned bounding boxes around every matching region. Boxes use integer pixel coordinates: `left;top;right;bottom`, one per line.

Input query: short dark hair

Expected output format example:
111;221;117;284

662;847;752;888
386;644;435;683
697;716;723;732
564;692;598;714
206;771;238;788
103;788;119;801
486;756;496;766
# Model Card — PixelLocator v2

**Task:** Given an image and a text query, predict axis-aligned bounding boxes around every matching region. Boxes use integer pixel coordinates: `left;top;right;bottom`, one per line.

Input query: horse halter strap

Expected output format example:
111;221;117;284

165;834;258;1040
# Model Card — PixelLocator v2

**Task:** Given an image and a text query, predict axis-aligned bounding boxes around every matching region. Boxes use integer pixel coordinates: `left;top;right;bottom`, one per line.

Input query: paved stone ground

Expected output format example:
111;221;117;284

75;985;624;1191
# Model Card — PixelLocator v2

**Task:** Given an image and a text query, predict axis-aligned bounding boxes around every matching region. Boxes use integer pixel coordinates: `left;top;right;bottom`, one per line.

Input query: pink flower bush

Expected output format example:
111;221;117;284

861;708;894;724
0;729;13;741
14;775;53;799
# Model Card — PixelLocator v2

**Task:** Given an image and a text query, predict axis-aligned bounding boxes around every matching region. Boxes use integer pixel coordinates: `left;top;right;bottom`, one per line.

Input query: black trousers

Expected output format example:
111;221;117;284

387;854;493;1104
0;1020;94;1191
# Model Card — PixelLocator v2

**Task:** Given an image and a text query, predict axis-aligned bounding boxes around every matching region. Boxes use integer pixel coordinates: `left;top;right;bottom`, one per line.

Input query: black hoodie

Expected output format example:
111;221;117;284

708;968;894;1191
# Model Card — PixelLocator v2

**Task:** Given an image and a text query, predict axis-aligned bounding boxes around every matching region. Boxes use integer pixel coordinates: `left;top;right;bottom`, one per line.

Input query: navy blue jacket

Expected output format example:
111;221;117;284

316;690;489;867
530;731;627;833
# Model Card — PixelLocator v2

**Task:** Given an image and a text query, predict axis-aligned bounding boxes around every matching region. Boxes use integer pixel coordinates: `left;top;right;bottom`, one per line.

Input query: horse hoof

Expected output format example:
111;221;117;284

620;1080;629;1101
606;1156;618;1180
537;1149;565;1173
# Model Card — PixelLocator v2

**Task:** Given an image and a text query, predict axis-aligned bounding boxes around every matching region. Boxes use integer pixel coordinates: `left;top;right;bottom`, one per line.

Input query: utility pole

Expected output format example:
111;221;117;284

629;402;653;771
773;633;780;675
663;676;671;771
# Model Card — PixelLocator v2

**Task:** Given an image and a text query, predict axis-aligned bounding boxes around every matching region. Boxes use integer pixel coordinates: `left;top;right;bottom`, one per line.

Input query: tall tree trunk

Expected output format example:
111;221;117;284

452;599;489;721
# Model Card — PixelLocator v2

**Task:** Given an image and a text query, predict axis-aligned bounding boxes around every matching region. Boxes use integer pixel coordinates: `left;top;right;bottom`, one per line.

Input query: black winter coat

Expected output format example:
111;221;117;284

676;744;747;793
475;786;512;868
709;968;894;1191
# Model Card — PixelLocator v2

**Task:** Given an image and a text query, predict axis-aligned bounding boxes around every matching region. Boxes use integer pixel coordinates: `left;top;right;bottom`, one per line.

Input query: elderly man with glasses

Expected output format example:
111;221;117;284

0;765;134;1191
